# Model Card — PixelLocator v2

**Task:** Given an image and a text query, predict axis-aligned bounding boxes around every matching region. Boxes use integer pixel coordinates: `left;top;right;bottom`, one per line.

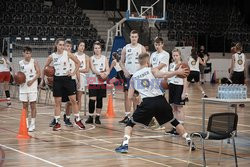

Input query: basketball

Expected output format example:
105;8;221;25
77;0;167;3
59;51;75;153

14;71;26;84
160;79;169;90
175;63;190;78
44;66;55;77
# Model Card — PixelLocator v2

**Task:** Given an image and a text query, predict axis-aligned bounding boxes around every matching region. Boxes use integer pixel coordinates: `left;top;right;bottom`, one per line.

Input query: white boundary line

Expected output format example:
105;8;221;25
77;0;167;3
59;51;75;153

0;144;63;167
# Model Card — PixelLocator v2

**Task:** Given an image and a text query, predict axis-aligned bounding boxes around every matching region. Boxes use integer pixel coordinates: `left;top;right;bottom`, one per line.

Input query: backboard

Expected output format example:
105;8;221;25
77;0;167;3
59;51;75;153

126;0;166;22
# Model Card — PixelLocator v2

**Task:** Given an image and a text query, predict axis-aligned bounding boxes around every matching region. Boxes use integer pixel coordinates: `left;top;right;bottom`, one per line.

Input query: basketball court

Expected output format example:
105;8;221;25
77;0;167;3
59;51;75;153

1;0;250;166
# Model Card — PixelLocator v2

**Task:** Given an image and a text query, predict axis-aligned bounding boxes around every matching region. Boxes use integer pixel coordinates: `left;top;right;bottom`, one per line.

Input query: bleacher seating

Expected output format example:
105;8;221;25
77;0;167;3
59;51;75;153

0;0;103;50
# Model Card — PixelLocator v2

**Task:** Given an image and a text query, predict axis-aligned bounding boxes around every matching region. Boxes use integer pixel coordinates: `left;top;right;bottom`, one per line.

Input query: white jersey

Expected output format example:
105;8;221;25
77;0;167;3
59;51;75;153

132;67;164;99
75;52;87;90
150;50;169;73
168;62;184;85
188;56;200;72
19;58;37;93
90;55;106;84
75;52;86;71
0;57;10;72
51;50;70;76
233;52;245;72
124;43;143;75
69;58;76;80
113;59;122;72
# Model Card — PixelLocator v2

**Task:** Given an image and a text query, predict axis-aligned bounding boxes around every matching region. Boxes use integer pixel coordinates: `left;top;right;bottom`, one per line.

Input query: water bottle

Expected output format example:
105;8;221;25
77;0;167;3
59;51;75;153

221;84;226;99
242;85;247;99
218;85;222;99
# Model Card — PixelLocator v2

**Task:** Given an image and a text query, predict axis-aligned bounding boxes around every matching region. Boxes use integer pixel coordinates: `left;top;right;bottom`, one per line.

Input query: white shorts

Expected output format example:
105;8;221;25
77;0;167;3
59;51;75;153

19;92;37;102
77;74;87;92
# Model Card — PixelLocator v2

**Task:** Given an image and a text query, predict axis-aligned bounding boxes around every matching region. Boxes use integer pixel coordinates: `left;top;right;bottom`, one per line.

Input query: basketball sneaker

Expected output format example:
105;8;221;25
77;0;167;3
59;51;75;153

75;119;85;129
64;118;73;127
115;144;128;153
186;138;196;151
119;116;129;124
49;118;56;127
28;123;35;132
53;122;61;131
7;102;11;107
95;116;101;124
85;116;94;124
165;128;179;136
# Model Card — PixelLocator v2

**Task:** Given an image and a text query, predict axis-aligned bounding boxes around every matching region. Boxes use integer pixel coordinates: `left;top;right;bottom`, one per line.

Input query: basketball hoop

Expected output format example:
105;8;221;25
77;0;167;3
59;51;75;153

146;15;157;28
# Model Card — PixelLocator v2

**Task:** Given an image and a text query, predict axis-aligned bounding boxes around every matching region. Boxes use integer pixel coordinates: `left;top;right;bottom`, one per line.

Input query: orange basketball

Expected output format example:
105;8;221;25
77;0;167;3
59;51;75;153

14;71;26;84
160;79;169;90
175;63;190;78
44;66;55;77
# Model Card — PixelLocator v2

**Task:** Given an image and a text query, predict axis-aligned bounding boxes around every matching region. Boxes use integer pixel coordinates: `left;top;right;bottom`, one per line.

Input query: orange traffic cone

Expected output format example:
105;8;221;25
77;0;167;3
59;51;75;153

106;94;115;118
17;109;31;139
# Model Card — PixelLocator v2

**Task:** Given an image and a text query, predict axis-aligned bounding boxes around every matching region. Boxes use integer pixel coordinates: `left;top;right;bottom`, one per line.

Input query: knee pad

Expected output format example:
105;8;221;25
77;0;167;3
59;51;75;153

89;99;95;114
96;97;103;109
126;119;135;128
170;118;180;127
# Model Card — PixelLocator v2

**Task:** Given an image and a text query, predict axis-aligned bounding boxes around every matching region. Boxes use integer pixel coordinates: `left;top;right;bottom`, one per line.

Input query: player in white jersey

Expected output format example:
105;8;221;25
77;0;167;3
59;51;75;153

119;30;146;124
230;42;246;107
85;41;109;124
149;37;170;129
44;38;85;131
75;40;89;113
186;49;207;100
0;51;12;107
165;49;188;135
49;39;77;127
19;46;40;132
115;53;195;153
150;37;169;72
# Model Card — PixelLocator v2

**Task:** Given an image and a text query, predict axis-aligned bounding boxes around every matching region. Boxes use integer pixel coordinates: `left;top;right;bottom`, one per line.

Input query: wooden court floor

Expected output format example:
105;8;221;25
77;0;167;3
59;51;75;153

0;82;250;167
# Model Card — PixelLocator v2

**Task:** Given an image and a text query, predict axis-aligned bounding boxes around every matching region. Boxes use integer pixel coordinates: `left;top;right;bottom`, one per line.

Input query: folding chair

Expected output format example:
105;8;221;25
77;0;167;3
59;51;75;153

187;112;238;167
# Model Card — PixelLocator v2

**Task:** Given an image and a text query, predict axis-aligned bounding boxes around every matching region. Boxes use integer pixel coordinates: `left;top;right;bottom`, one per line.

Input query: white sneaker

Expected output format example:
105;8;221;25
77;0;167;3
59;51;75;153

28;124;35;132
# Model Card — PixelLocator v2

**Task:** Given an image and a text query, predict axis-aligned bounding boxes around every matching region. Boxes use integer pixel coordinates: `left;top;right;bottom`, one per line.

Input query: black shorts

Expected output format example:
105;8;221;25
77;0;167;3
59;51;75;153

169;83;185;106
88;84;107;98
231;71;245;84
131;95;174;126
61;79;77;102
53;76;76;97
187;71;200;83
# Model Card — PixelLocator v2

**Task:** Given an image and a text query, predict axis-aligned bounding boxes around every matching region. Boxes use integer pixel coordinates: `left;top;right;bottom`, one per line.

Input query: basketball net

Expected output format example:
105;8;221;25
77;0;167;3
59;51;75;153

146;16;157;28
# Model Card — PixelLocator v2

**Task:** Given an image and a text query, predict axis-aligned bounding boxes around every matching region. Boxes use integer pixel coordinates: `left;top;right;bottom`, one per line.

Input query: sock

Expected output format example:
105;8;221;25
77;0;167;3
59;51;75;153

185;93;188;97
31;118;35;125
122;135;130;146
202;91;205;95
74;113;81;121
5;90;10;98
96;113;100;116
182;132;191;141
66;115;70;119
125;112;130;117
179;120;184;124
54;116;60;123
26;118;29;128
89;113;93;117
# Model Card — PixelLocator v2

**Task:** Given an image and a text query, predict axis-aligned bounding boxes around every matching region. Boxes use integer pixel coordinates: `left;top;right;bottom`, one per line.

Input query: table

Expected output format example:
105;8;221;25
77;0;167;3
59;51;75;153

202;98;250;132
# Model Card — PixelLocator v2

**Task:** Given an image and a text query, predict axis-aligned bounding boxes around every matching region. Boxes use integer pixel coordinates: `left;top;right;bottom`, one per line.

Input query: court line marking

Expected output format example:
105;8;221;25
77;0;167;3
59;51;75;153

67;131;203;166
0;144;63;167
54;135;172;167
